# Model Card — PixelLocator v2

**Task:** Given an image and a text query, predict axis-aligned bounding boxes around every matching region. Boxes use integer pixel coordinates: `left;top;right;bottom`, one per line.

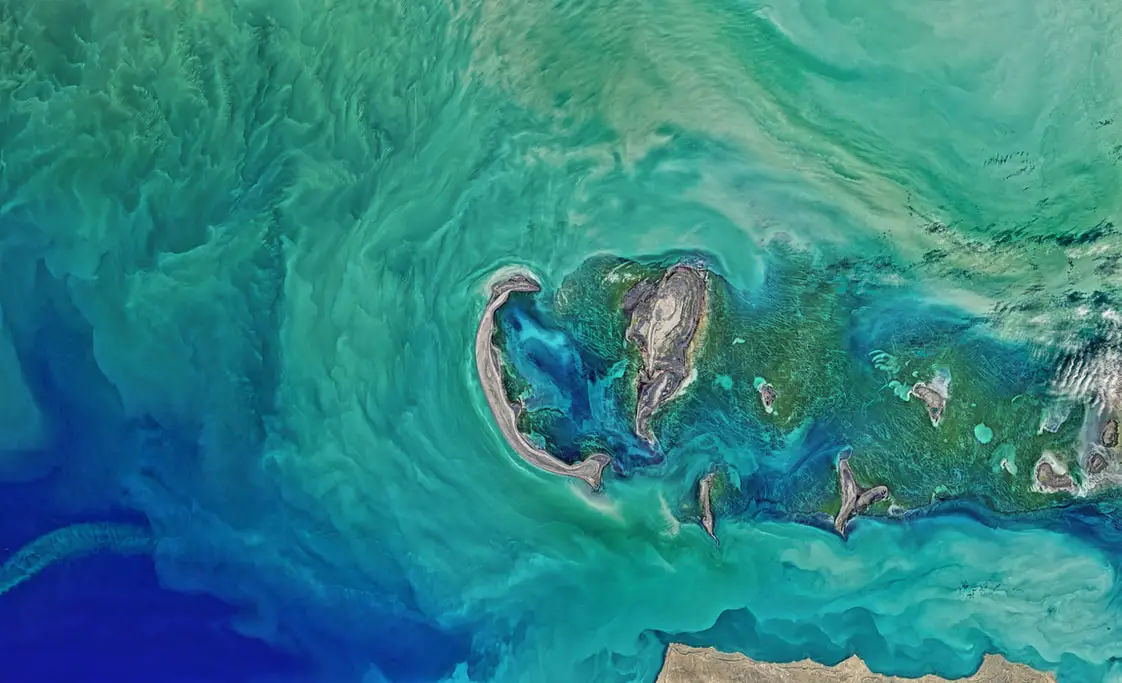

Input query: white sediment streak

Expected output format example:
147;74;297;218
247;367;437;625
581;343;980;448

475;270;611;491
0;523;155;597
658;493;681;536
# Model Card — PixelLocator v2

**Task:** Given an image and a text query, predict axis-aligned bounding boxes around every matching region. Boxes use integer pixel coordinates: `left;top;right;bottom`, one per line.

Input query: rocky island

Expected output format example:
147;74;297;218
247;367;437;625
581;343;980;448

909;369;951;428
698;472;718;545
1101;419;1118;448
1032;453;1076;495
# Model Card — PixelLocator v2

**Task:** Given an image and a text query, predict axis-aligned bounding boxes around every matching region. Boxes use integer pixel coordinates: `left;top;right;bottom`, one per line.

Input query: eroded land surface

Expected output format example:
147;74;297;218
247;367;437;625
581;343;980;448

657;644;1055;683
624;265;707;443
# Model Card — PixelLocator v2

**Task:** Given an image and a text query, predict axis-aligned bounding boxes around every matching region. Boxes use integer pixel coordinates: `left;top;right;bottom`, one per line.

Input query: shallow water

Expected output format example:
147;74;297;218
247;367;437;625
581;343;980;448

2;0;1122;681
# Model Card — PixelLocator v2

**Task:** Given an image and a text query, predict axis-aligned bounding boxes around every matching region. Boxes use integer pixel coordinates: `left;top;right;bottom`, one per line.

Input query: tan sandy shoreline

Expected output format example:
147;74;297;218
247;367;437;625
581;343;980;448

475;270;611;490
656;644;1055;683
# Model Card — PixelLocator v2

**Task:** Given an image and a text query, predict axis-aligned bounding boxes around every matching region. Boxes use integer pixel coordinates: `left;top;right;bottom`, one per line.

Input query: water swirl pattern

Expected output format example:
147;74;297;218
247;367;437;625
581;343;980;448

2;0;1122;681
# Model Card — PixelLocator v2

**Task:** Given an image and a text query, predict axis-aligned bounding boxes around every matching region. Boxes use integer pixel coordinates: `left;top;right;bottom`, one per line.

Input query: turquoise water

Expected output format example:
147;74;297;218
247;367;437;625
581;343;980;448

3;0;1122;681
493;252;1092;515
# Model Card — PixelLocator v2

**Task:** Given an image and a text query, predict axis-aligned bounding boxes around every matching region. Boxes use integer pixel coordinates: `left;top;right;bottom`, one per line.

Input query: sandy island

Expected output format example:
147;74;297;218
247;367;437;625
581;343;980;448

699;472;718;545
475;270;611;491
834;450;889;538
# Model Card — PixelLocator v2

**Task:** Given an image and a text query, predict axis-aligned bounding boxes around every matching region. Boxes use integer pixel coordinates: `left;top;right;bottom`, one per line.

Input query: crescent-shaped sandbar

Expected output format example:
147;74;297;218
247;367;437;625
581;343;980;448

475;270;611;491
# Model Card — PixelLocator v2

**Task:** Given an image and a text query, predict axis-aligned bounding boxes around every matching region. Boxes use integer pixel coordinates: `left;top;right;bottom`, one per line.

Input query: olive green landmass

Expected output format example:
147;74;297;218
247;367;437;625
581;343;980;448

491;252;1122;521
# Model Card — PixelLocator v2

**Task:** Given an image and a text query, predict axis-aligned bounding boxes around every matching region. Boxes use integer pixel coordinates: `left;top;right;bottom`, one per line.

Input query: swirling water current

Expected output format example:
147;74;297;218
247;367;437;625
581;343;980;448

3;0;1122;681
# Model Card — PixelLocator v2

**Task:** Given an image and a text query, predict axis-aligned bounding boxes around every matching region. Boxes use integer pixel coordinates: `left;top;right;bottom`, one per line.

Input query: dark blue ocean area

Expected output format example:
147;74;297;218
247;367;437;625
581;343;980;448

0;478;471;683
0;483;309;683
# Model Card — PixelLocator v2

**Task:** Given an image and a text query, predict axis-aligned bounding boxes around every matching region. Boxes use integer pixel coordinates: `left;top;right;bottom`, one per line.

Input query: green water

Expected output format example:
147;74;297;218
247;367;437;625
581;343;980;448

2;0;1122;681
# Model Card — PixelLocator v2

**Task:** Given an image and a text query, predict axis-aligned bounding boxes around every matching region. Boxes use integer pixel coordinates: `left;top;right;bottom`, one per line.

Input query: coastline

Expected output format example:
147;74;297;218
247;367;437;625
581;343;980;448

656;644;1055;682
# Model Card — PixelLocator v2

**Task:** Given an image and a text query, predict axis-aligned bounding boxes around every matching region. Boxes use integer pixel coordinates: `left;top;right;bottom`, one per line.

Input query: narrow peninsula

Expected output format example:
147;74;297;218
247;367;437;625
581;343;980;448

476;271;611;490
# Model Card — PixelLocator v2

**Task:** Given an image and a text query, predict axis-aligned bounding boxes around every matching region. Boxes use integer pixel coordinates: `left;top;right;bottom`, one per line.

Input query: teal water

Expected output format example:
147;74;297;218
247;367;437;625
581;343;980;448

3;0;1122;681
494;251;1090;514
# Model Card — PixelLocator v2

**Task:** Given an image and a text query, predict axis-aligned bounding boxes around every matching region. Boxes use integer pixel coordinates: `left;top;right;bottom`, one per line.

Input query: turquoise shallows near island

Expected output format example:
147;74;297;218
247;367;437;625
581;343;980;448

2;0;1122;682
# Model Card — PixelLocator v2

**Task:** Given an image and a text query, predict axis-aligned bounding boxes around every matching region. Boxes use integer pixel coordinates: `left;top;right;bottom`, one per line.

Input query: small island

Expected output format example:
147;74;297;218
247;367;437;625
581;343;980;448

833;449;889;538
698;472;718;544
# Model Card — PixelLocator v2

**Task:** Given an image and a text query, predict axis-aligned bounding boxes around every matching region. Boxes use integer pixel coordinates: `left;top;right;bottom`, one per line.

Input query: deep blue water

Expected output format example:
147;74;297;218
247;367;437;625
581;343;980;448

0;484;309;683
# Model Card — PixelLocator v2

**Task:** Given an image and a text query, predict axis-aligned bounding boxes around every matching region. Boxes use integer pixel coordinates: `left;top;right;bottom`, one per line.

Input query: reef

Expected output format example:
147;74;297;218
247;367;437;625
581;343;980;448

623;265;708;443
656;644;1056;682
475;271;611;490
